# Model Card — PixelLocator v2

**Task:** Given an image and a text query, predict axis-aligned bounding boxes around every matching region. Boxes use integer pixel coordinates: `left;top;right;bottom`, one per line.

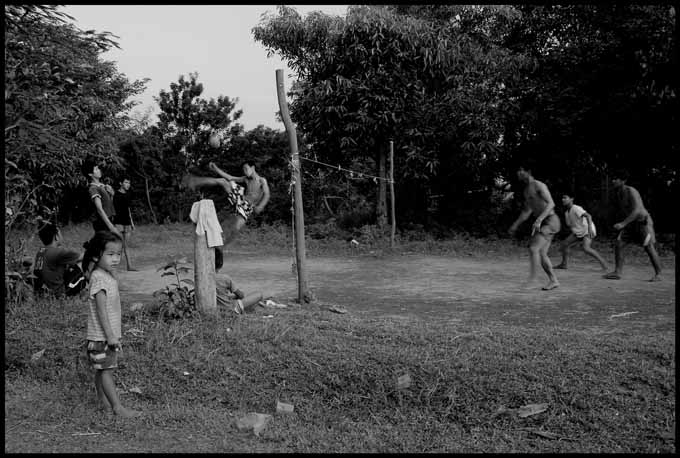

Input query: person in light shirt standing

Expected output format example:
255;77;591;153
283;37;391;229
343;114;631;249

555;193;608;271
82;231;141;418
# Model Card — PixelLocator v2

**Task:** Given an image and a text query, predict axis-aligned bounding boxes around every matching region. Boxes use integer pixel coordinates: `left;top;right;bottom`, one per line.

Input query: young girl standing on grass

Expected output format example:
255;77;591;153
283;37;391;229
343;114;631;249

82;231;141;418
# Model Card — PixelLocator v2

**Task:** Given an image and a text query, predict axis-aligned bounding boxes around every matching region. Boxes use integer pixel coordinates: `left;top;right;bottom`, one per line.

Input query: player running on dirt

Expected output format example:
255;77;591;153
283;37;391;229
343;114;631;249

555;192;608;271
181;160;270;245
603;169;662;282
508;166;561;290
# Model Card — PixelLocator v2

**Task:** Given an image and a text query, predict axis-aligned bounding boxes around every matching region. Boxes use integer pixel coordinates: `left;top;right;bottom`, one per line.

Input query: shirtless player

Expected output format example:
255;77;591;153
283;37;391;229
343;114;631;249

181;160;270;245
603;169;662;282
508;166;561;290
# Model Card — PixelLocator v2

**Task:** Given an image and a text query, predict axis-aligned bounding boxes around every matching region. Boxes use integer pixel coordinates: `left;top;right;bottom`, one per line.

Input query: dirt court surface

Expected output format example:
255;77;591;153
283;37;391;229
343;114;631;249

118;251;675;331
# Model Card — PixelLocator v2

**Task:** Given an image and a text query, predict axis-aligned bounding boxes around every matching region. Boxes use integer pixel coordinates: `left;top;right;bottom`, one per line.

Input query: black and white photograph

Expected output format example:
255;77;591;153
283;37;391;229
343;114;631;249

5;4;676;453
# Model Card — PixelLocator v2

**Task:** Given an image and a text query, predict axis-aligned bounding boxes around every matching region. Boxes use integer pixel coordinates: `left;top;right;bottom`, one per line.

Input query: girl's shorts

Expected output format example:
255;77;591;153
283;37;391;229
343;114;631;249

86;340;118;370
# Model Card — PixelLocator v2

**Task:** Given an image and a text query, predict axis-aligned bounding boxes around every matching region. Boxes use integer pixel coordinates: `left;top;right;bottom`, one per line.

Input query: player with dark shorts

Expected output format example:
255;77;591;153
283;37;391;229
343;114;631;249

508;166;561;290
604;169;661;281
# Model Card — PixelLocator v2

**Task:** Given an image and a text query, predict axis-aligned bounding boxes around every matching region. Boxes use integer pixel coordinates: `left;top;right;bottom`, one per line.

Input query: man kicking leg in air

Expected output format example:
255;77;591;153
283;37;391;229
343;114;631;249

181;160;270;246
508;165;561;290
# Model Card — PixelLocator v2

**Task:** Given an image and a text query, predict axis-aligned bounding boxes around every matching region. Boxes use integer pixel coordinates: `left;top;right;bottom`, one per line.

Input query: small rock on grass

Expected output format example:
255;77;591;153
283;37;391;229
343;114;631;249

517;403;548;418
235;413;272;436
30;349;45;362
397;374;411;390
276;401;294;414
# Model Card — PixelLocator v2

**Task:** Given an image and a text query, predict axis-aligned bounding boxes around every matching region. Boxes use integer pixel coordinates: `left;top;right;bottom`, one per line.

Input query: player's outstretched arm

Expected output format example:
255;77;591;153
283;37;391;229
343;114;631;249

509;206;532;234
209;162;243;183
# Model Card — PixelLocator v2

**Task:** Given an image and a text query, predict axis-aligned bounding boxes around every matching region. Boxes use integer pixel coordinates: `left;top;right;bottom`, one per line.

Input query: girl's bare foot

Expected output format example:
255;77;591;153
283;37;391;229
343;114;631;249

554;263;567;269
648;274;662;282
113;406;142;418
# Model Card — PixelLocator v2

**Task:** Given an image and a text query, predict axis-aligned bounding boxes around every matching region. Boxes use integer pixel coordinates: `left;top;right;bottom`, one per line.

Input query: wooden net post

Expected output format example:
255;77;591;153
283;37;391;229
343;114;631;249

193;205;216;314
275;69;309;304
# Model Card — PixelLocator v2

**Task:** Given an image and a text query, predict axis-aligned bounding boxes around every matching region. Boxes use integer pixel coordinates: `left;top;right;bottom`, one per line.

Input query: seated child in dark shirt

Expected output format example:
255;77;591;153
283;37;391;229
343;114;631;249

33;222;85;296
214;249;262;314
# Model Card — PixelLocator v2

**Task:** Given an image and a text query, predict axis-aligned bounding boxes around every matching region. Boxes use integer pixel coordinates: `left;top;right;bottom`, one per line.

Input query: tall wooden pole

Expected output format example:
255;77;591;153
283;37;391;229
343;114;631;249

276;69;309;303
389;140;396;248
194;233;216;314
193;200;216;315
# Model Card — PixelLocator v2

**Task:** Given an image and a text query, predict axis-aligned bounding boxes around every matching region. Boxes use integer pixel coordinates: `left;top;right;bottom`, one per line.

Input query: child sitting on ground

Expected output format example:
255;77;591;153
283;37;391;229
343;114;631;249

82;230;141;418
33;222;85;297
214;249;262;314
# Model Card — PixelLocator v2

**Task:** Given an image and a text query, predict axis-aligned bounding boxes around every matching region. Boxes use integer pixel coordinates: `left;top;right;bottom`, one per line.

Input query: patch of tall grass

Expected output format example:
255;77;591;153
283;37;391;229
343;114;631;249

5;293;675;453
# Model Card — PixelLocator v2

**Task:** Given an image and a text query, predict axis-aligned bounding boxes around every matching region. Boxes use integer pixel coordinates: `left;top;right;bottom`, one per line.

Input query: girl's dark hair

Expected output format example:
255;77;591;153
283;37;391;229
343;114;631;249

82;231;122;276
241;160;256;169
81;156;98;179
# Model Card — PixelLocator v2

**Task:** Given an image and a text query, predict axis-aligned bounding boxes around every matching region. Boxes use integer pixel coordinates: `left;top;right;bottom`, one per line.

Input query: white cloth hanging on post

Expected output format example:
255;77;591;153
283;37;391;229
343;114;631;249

189;199;223;247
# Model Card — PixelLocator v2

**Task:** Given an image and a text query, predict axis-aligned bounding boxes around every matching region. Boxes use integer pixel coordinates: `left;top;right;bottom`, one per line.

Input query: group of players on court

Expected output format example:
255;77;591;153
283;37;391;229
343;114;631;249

508;166;662;291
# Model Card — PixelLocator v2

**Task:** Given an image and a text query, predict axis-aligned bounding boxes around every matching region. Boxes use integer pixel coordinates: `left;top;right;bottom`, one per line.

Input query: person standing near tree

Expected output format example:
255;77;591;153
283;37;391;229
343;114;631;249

81;157;121;241
508;165;561;290
113;177;137;271
603;169;662;282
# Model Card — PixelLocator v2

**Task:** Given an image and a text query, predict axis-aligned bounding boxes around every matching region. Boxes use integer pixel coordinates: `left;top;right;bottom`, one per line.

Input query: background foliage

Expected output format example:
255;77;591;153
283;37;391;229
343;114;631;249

5;4;677;241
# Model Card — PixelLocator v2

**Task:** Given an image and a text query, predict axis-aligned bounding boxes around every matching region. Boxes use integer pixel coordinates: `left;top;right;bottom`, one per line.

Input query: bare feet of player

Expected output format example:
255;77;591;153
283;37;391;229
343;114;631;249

541;280;559;290
554;263;567;269
519;278;539;290
603;272;621;280
648;274;662;282
113;405;142;418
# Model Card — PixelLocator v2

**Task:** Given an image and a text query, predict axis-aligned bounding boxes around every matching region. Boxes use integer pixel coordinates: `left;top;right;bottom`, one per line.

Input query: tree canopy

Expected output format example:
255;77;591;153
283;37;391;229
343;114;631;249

253;4;677;233
5;5;147;227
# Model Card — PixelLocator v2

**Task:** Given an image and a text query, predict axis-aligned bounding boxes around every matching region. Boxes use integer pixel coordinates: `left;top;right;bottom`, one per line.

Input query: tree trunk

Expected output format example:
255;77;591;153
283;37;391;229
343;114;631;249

376;145;388;227
276;69;309;304
144;177;158;224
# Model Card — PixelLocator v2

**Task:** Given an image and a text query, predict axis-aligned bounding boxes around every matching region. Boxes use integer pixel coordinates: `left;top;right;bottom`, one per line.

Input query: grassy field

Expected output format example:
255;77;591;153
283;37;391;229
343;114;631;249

4;223;676;452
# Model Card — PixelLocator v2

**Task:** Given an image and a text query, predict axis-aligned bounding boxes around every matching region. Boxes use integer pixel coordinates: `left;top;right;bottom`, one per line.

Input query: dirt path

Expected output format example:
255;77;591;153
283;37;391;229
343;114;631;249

118;252;675;331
